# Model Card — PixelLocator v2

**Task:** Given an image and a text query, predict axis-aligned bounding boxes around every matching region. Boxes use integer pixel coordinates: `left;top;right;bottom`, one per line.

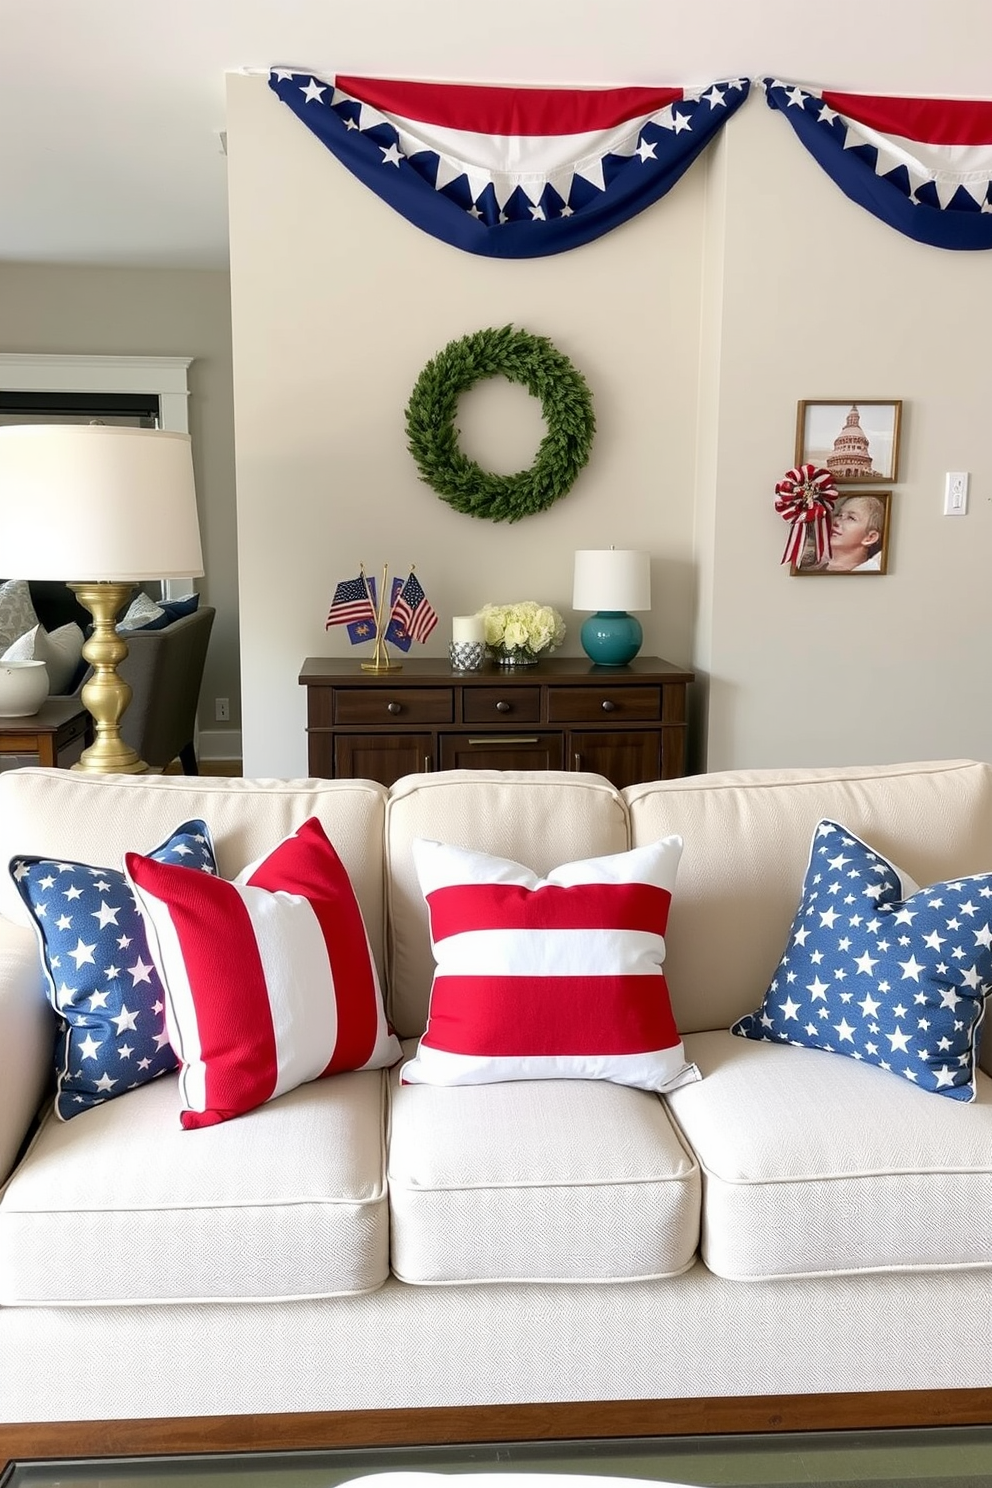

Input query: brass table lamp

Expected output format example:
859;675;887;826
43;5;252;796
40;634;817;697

0;424;204;773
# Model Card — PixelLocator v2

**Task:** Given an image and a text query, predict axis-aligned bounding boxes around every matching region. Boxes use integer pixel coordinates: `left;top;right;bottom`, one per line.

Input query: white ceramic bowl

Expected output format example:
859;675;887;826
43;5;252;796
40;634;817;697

0;660;50;717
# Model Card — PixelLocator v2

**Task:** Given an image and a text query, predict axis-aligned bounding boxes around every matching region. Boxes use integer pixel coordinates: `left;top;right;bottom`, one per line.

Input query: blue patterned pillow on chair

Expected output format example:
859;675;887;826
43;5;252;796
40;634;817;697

10;821;216;1119
732;820;991;1101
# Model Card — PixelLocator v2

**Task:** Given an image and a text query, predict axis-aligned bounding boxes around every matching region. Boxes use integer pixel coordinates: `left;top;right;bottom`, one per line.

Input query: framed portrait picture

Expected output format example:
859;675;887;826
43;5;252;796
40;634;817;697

791;491;892;576
795;400;902;484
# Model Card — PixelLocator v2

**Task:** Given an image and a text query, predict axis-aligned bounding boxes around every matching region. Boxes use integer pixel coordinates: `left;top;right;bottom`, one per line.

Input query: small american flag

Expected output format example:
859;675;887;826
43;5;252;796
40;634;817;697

389;571;437;643
326;574;375;629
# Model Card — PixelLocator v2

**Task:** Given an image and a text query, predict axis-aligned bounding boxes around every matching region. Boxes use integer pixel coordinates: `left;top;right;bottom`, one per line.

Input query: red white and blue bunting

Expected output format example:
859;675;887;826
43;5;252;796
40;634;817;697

268;71;750;257
763;78;992;251
269;70;992;254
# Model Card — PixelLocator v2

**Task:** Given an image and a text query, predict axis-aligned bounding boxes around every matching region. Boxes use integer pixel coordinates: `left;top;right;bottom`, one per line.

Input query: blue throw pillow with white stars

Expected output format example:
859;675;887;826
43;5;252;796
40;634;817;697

732;820;991;1102
10;821;216;1121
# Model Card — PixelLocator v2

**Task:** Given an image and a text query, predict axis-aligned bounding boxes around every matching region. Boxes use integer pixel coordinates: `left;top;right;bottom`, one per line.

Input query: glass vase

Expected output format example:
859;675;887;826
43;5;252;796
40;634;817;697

490;644;540;666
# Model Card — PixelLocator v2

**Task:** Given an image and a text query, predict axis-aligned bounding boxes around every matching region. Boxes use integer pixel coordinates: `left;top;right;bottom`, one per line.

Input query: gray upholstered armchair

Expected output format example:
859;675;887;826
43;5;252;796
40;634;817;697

96;605;216;773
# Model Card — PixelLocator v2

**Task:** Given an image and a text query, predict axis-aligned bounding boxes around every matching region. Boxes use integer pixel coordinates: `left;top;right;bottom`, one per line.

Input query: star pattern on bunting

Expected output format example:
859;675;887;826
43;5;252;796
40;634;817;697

322;77;746;225
268;70;751;256
763;78;992;221
732;820;992;1101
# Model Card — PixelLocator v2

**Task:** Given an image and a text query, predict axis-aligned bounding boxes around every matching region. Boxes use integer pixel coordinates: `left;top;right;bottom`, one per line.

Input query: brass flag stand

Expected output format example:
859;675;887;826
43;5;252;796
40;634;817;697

360;563;402;673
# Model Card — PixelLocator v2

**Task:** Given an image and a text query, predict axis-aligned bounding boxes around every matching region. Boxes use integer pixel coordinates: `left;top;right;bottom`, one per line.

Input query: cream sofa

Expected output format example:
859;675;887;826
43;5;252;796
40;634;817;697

1;760;991;1456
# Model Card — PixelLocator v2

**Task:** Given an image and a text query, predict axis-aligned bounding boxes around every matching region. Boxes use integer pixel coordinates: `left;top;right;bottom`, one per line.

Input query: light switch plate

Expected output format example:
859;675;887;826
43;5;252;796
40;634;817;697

944;471;969;515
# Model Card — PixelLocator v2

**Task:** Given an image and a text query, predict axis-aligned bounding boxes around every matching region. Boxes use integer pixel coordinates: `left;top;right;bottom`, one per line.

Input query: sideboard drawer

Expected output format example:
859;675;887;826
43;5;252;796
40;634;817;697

547;685;661;723
462;687;541;724
333;688;453;725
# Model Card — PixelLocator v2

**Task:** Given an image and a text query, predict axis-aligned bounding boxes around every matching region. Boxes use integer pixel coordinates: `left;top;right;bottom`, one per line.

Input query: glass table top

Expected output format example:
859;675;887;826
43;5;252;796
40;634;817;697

5;1428;992;1488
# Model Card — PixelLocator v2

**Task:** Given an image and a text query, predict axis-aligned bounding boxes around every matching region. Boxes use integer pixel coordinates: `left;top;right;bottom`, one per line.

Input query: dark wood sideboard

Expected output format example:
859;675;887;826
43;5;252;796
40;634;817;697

299;655;693;790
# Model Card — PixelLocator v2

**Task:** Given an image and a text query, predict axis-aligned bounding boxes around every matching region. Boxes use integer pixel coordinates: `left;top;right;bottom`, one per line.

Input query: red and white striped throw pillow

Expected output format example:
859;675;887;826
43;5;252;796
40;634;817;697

401;835;699;1092
126;817;400;1129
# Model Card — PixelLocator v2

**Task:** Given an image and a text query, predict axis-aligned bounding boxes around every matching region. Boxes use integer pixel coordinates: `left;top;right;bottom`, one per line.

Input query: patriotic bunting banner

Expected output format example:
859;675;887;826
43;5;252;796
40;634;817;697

763;78;992;251
269;70;750;257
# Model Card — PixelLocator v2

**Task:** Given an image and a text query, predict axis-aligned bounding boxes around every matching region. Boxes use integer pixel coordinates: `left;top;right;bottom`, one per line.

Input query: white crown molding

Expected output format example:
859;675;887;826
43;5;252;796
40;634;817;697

0;353;197;596
0;353;193;432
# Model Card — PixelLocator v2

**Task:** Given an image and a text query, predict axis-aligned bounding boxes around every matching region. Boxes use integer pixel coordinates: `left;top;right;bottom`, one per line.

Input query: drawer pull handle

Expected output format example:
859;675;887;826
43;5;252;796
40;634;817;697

573;752;582;770
468;736;539;746
423;756;432;773
495;701;511;713
601;699;616;712
386;702;402;715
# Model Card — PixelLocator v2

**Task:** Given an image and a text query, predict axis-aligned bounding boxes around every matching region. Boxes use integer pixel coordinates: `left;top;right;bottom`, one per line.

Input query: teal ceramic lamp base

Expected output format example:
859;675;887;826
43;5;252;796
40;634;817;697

580;611;643;666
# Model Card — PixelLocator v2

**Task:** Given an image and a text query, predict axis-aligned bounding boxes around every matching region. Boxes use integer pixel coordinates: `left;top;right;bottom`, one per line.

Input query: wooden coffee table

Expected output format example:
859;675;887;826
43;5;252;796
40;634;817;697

0;697;91;768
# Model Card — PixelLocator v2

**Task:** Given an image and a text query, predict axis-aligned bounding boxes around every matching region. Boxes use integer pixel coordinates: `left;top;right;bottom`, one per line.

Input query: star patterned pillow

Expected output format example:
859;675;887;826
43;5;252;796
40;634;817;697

10;821;216;1120
731;820;991;1101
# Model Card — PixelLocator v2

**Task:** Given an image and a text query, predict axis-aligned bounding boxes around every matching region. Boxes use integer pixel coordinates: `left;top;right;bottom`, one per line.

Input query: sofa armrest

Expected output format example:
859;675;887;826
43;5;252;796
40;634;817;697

0;917;54;1185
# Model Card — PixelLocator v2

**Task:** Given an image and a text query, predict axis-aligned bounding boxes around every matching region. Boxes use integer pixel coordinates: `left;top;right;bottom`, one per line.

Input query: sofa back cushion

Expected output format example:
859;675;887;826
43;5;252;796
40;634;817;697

0;772;388;989
625;759;992;1034
385;771;630;1038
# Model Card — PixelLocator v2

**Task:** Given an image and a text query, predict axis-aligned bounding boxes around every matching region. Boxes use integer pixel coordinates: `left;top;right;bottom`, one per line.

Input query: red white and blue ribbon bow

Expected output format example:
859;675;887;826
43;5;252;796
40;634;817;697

268;71;750;257
763;79;992;252
774;465;839;567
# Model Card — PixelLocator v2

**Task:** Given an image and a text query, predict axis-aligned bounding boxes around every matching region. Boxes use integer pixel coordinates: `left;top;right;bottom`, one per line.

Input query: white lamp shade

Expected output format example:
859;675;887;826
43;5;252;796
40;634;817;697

0;424;204;581
572;549;651;612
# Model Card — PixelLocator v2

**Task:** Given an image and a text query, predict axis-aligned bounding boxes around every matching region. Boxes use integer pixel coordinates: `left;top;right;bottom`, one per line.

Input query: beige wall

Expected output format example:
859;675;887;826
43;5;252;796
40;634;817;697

703;102;992;768
228;71;706;777
0;261;240;756
227;70;992;777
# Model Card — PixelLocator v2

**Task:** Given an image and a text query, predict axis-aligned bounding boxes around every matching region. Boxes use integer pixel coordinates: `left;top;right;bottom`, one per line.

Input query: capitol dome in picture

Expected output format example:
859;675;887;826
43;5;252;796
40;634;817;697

825;405;876;480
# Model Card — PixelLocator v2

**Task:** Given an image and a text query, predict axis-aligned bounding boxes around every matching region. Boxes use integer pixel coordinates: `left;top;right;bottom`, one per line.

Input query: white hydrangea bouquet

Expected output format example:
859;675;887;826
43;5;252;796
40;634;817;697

479;601;566;666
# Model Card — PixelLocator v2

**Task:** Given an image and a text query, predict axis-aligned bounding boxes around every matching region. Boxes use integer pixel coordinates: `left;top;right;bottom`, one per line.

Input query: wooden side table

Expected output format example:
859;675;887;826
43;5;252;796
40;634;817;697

300;655;694;790
0;697;91;769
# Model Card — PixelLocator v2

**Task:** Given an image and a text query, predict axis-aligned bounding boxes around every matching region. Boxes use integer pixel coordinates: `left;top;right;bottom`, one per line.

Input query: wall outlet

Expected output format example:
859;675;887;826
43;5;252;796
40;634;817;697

944;471;969;515
215;697;230;722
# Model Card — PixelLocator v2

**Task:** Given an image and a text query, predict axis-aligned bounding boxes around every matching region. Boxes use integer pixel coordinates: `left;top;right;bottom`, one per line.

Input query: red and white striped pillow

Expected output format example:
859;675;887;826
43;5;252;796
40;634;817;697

401;835;699;1093
126;817;400;1129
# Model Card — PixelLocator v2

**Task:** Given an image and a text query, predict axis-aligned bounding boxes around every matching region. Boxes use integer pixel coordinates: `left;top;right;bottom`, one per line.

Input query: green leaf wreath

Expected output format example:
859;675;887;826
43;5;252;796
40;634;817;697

404;325;596;523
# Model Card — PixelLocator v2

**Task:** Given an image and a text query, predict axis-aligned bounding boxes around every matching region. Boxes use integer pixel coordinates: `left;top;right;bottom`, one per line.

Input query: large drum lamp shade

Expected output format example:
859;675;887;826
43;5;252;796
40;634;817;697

0;424;203;581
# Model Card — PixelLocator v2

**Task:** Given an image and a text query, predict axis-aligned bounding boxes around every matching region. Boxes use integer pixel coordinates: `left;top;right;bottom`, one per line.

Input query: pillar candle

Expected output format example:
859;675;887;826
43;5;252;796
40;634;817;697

452;614;485;644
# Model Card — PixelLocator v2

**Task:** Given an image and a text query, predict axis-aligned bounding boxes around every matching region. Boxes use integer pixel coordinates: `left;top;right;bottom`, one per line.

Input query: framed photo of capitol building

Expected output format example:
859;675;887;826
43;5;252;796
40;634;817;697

795;399;902;484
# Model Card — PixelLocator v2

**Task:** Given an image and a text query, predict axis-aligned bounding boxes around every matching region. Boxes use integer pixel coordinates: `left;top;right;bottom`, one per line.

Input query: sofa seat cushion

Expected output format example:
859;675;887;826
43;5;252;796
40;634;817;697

665;1029;992;1281
387;1040;699;1284
0;1068;390;1305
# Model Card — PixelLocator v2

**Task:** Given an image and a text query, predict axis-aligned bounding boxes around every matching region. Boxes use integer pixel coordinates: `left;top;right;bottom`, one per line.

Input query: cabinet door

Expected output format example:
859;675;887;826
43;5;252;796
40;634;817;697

439;733;564;772
334;733;434;787
569;730;662;789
